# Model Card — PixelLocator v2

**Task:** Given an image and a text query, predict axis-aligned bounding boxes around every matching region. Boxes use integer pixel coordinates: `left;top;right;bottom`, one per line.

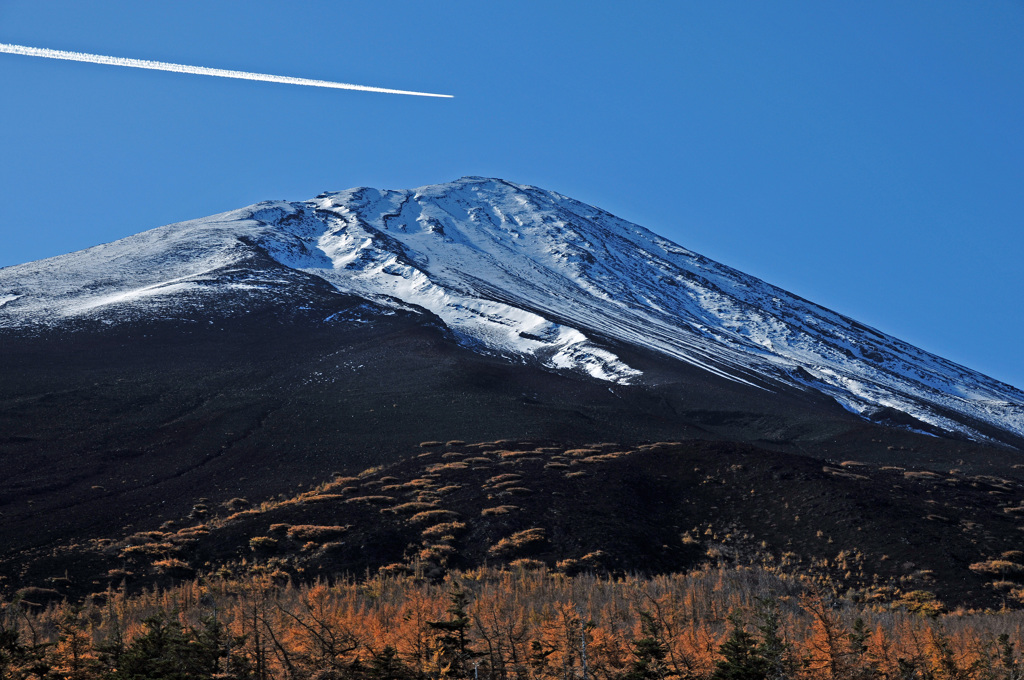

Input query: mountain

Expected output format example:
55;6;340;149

3;178;1024;599
2;177;1022;446
10;438;1024;609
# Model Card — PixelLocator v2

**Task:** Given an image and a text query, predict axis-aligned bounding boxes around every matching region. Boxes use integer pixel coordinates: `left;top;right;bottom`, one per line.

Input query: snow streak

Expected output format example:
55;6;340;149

1;178;1021;444
0;43;454;98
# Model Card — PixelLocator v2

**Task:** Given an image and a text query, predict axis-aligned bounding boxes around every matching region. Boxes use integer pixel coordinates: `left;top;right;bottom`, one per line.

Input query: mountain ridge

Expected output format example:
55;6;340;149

5;178;1024;600
2;176;1021;449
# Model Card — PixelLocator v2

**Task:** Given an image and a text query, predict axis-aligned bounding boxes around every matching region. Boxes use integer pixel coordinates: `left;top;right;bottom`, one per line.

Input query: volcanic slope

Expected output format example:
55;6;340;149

8;439;1024;611
2;177;1021;447
1;178;1023;567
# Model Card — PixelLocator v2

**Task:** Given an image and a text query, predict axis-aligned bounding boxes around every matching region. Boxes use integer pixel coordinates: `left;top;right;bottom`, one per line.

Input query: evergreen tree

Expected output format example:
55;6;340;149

928;627;968;680
0;600;52;680
622;611;672;680
710;611;769;680
998;634;1022;680
0;623;46;680
427;584;477;678
896;657;922;680
107;611;230;680
0;625;24;678
366;645;416;680
846;618;882;680
754;599;794;680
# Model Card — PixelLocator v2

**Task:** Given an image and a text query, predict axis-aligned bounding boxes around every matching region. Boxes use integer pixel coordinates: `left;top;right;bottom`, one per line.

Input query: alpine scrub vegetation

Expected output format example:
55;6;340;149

487;528;547;557
3;567;1024;679
9;439;1024;612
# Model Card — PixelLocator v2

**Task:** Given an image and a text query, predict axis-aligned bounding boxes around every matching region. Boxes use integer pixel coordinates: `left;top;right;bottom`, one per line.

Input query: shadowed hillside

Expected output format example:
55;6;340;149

6;439;1024;611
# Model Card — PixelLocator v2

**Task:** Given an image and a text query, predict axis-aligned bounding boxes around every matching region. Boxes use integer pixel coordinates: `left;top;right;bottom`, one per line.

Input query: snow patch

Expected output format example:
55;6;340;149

1;177;1022;442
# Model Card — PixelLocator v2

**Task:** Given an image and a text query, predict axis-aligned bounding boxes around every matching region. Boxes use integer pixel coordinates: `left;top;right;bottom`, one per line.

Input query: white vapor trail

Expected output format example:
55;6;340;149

0;42;453;98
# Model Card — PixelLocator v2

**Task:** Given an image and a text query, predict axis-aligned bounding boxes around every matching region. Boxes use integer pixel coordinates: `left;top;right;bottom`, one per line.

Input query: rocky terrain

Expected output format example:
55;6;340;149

2;178;1023;608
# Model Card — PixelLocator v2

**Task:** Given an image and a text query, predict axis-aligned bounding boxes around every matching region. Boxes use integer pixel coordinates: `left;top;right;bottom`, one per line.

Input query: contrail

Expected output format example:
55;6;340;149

0;42;453;98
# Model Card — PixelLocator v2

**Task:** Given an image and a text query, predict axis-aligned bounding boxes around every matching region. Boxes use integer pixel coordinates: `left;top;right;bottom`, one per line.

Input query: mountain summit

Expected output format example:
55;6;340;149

2;177;1021;448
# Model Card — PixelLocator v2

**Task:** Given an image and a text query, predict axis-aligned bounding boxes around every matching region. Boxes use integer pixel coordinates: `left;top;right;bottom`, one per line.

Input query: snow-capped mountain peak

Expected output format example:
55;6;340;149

2;177;1022;446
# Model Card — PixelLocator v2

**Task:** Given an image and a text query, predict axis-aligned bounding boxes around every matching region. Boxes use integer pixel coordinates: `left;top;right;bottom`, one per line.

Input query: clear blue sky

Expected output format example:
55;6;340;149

1;1;1022;389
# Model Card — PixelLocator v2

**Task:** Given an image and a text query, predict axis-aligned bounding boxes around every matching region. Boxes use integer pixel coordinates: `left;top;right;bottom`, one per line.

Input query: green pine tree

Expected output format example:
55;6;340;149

710;611;769;680
622;612;672;680
754;599;794;680
366;645;416;680
107;611;229;680
427;584;478;678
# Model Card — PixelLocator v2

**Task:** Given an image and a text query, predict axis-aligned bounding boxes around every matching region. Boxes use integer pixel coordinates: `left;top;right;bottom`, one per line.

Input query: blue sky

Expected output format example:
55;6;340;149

1;1;1022;389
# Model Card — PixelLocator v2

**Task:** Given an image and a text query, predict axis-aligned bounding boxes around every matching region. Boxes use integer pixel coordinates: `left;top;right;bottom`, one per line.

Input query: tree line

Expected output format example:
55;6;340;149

2;566;1023;679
